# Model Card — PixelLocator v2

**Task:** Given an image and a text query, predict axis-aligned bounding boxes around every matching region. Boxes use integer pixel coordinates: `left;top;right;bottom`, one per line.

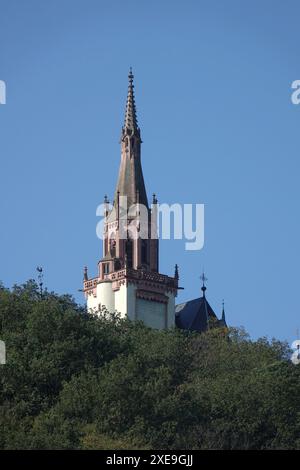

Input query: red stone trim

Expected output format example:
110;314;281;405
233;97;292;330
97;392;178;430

136;289;168;304
83;268;178;294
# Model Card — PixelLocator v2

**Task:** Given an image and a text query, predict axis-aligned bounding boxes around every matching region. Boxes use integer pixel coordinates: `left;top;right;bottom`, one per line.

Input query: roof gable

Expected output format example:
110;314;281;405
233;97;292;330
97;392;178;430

175;296;218;332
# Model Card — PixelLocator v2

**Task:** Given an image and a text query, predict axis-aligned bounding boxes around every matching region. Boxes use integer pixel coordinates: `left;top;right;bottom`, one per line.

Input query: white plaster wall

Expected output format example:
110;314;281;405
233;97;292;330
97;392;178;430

125;283;136;321
114;283;127;319
97;281;115;312
86;281;114;314
86;292;100;313
114;283;136;321
166;292;175;328
87;280;175;329
136;298;166;329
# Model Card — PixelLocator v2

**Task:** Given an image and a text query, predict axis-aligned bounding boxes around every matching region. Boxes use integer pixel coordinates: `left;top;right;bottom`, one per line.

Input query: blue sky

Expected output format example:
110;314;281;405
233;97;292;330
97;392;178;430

1;0;300;344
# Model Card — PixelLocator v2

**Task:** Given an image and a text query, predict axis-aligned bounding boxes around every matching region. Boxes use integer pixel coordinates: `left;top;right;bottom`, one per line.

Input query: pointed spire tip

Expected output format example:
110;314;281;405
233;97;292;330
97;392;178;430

123;67;138;132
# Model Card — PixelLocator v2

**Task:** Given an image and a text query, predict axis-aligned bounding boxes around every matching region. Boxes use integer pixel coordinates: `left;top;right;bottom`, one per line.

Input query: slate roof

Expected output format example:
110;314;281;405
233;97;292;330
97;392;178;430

175;296;224;332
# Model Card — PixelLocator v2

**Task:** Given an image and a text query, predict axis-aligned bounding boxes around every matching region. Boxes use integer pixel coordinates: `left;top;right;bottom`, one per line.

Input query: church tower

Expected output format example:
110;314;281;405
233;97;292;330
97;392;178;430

83;69;179;329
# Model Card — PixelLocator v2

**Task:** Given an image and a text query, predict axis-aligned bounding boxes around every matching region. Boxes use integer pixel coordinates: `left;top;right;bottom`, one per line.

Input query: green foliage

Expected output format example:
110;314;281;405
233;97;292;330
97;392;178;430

0;281;299;449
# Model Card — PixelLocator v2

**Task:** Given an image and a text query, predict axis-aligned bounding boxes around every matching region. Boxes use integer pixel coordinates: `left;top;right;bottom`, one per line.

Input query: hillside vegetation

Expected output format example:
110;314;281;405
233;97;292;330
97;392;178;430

0;281;299;450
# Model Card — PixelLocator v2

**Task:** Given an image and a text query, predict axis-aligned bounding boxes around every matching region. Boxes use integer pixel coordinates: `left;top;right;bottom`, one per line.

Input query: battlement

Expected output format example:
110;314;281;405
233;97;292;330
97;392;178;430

83;267;178;294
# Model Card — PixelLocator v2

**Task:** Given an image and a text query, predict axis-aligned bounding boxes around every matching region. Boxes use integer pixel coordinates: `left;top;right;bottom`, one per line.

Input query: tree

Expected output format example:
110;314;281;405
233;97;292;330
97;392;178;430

0;281;299;450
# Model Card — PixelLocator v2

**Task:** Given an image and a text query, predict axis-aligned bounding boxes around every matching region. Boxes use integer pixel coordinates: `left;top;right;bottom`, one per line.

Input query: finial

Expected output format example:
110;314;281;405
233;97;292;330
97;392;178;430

200;272;207;297
129;67;133;82
174;264;179;280
128;67;134;90
83;266;88;281
222;299;226;321
104;194;108;204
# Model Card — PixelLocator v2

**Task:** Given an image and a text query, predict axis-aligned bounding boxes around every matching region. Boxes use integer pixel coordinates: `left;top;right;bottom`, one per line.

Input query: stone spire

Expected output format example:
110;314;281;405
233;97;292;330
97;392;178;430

114;68;148;209
123;67;139;134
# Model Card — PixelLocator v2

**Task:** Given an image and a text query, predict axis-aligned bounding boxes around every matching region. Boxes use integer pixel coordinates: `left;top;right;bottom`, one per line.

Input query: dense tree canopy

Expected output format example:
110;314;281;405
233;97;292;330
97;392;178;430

0;281;299;449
